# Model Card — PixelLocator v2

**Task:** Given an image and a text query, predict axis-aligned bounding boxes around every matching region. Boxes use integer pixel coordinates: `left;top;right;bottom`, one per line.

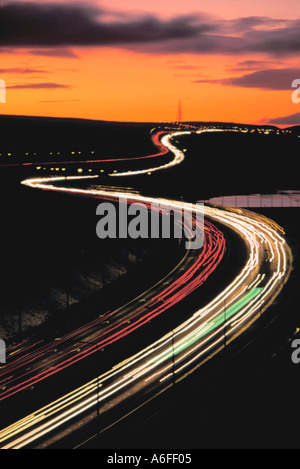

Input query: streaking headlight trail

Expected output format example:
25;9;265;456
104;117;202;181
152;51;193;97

0;128;293;449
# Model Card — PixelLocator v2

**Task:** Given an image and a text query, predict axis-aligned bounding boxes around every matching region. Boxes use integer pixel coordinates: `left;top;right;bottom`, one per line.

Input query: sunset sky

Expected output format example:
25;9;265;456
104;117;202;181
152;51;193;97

1;0;300;124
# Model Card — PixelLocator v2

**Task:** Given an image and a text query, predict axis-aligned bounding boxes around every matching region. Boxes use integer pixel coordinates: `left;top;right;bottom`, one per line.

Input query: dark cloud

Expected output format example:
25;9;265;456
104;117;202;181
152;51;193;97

28;49;79;58
242;21;300;56
264;112;300;125
39;99;81;103
225;68;300;90
195;68;300;90
171;65;203;70
1;2;300;57
7;83;71;89
1;2;212;47
134;34;241;55
224;16;286;34
229;60;282;72
0;68;48;74
238;60;275;67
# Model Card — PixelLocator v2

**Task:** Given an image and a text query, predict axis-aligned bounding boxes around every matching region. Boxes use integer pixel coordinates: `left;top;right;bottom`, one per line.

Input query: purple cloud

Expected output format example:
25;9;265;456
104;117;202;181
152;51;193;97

39;99;81;103
195;68;300;90
229;60;282;72
264;112;300;125
0;68;48;74
1;2;212;47
7;83;71;89
29;48;79;58
1;2;300;58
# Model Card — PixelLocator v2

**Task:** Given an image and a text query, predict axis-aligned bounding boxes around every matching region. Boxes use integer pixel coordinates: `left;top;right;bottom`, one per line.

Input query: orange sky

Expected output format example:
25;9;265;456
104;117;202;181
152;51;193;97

1;0;299;124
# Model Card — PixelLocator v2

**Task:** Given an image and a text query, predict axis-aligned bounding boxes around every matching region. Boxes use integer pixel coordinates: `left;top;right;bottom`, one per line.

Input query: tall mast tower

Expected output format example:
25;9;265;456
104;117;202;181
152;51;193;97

176;99;183;122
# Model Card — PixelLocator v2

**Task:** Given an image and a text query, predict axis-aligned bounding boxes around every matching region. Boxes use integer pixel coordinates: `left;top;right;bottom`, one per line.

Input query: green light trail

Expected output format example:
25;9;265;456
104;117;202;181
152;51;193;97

153;287;263;364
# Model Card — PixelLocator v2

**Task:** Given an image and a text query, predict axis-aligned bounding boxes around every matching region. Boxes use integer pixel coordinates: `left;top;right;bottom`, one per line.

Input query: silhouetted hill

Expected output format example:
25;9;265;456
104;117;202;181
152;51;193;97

0;115;158;158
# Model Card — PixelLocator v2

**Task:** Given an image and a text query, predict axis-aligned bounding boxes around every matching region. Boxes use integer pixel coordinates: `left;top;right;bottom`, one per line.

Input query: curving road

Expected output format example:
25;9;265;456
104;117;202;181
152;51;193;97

0;126;293;449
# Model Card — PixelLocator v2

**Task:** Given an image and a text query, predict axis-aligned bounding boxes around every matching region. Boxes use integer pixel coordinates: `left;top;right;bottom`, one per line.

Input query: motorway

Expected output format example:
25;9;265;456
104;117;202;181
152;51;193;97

0;126;293;448
0;210;225;403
